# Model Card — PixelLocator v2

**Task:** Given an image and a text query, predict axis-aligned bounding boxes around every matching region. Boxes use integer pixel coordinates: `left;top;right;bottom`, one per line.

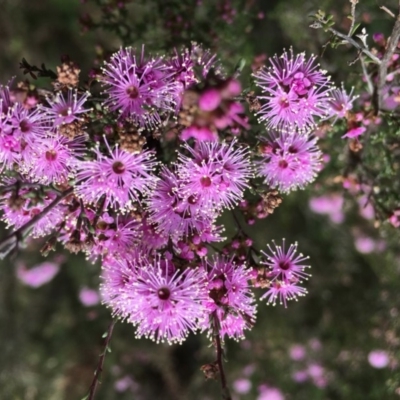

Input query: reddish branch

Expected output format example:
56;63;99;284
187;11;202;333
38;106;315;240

213;313;232;400
373;13;400;113
87;319;117;400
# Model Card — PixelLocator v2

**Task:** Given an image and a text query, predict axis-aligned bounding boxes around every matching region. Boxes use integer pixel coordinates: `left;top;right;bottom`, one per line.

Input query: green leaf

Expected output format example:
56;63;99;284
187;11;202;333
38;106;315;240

350;22;361;36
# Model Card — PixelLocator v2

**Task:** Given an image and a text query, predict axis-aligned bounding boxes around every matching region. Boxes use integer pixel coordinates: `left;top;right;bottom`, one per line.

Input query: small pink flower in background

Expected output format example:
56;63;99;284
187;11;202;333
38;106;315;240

289;344;306;361
257;385;285;400
114;375;139;392
313;376;328;388
17;261;60;288
242;364;255;376
233;378;252;394
389;210;400;228
368;350;389;369
309;194;344;224
354;236;376;254
307;363;328;388
199;88;221;111
308;338;322;351
292;370;308;383
180;125;218;141
357;196;375;220
341;126;366;139
307;363;324;379
79;287;100;307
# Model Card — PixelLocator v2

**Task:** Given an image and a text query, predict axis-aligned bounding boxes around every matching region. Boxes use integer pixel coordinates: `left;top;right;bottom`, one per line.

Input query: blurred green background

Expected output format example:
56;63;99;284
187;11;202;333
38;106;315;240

0;0;399;399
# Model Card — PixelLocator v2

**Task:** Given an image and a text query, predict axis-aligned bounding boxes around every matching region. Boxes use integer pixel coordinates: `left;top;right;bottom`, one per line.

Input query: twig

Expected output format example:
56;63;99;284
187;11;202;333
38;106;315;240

213;313;232;400
0;187;73;259
347;0;358;37
380;5;396;19
327;26;382;64
373;13;400;113
86;319;117;400
360;56;374;94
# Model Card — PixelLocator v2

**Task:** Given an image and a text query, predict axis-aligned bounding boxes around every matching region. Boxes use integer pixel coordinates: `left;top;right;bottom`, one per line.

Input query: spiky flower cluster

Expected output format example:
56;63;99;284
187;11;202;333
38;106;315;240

252;49;355;193
0;43;335;346
253;49;333;132
257;240;310;307
257;131;322;193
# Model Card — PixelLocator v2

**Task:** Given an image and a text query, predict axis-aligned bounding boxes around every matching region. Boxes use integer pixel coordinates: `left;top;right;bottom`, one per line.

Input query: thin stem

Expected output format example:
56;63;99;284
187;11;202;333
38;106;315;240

87;319;117;400
0;187;74;258
347;0;358;37
360;56;374;94
231;209;247;237
213;313;232;400
373;14;400;113
327;26;382;64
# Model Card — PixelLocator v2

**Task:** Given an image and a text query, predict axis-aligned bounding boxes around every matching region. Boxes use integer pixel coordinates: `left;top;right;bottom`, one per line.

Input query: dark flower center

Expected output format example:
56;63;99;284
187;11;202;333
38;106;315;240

288;145;298;154
279;96;290;108
126;85;139;99
279;261;291;270
200;176;212;187
188;195;197;205
60;107;70;117
45;149;57;161
278;159;288;169
112;161;125;174
158;287;171;300
20;119;31;133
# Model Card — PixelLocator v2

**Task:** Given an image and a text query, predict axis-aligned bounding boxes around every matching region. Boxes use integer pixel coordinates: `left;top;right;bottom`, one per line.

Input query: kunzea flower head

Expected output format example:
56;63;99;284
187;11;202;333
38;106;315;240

25;133;86;185
257;130;322;193
75;139;158;211
179;78;247;142
201;255;257;340
177;140;253;211
101;255;209;344
167;45;220;90
253;49;333;132
328;85;357;120
190;43;222;78
101;46;179;127
146;166;217;240
167;48;197;90
257;239;310;307
10;103;50;145
89;214;141;260
43;89;91;127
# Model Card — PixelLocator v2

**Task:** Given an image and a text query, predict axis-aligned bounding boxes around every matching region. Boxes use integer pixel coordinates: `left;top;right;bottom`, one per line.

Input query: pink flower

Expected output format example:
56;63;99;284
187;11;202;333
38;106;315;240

257;131;322;193
79;287;100;306
17;262;60;288
233;378;252;394
180;125;218;141
389;210;400;227
292;370;308;383
368;350;389;368
354;236;376;254
342;126;366;139
289;344;306;361
309;194;344;224
253;49;333;131
199;88;221;111
257;385;285;400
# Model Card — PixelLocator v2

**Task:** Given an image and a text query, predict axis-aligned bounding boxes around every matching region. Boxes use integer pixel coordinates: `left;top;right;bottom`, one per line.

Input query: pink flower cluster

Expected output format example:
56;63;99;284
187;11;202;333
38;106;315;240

0;44;315;345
